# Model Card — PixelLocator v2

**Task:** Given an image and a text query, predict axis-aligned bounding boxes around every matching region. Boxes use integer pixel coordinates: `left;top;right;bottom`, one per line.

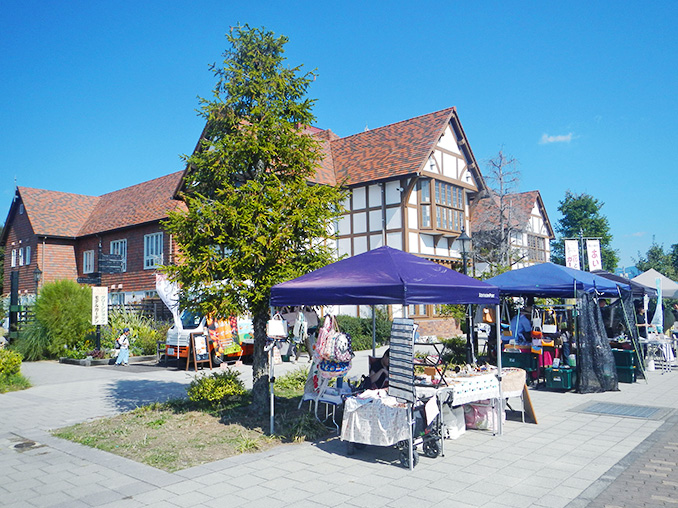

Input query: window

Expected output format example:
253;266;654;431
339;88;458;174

433;180;464;232
110;239;127;272
419;180;430;203
528;235;547;262
408;304;428;318
110;293;125;306
144;232;163;269
421;205;431;228
19;204;24;214
25;246;31;265
11;249;16;267
83;250;95;274
18;248;23;266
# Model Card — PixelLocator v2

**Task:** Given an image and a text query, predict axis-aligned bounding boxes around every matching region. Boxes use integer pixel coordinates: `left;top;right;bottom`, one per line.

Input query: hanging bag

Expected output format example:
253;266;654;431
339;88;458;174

542;309;558;334
266;312;288;338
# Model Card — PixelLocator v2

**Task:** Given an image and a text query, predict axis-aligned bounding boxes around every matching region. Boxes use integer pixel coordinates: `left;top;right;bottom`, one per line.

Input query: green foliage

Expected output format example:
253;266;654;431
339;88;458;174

550;191;619;271
0;349;22;377
33;280;94;357
274;367;309;394
335;311;391;351
437;305;468;333
14;320;51;361
281;410;329;442
161;25;347;410
103;306;165;356
635;242;678;280
187;369;247;410
440;337;468;365
0;372;31;393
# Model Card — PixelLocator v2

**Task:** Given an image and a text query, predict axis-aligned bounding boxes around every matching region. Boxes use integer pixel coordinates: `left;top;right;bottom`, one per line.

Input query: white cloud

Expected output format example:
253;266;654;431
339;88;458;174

539;133;574;144
627;231;647;238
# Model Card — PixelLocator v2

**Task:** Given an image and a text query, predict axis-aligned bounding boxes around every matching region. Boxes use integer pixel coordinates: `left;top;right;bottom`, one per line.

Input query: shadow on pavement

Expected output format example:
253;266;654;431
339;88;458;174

313;435;402;468
107;379;189;412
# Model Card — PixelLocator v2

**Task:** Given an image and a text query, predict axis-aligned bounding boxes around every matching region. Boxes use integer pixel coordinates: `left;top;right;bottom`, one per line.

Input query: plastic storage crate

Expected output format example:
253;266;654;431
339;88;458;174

612;349;636;367
501;351;538;372
617;365;637;383
545;367;577;390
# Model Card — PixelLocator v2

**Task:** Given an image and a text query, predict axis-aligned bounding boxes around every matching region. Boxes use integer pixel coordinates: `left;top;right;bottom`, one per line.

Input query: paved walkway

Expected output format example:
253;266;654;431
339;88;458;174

1;354;677;507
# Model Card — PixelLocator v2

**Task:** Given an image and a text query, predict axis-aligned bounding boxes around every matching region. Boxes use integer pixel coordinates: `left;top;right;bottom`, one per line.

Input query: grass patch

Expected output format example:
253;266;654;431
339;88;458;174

53;368;335;472
0;373;32;393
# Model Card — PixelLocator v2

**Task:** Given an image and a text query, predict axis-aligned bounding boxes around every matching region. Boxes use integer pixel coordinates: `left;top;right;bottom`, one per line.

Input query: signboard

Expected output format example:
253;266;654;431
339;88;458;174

78;273;101;285
564;240;580;270
99;253;123;274
388;318;415;403
586;239;602;271
91;286;109;326
187;333;213;371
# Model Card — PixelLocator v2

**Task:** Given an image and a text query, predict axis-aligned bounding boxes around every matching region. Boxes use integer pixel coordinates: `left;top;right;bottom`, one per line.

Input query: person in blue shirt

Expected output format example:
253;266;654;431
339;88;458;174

508;307;532;344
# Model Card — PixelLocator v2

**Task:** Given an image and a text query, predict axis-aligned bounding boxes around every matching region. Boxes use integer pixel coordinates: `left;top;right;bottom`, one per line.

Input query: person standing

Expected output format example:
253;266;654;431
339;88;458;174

115;327;130;366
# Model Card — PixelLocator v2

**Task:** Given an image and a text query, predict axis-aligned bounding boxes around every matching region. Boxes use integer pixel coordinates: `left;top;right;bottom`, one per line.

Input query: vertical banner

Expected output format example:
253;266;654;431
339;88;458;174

651;277;663;332
564;240;580;270
586;239;602;271
91;286;109;326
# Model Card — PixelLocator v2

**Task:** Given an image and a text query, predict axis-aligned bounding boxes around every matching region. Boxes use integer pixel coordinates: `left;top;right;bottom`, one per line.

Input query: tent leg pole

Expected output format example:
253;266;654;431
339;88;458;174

496;303;503;436
372;305;376;357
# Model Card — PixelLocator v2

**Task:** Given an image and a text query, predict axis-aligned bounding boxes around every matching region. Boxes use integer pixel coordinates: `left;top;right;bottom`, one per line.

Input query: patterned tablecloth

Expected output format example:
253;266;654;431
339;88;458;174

340;390;410;446
416;372;500;405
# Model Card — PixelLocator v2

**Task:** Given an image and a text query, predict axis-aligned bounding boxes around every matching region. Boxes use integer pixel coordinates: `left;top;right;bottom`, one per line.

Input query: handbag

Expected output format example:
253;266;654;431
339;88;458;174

542;309;558;334
314;315;336;361
266;313;288;338
333;332;354;362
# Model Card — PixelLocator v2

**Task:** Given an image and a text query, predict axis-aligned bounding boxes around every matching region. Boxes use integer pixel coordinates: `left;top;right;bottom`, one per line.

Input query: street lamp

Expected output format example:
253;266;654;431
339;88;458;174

33;266;42;294
458;228;472;275
457;229;475;364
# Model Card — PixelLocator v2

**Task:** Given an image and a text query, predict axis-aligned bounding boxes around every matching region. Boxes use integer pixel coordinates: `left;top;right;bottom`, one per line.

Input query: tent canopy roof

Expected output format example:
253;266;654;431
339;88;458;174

592;270;657;298
485;262;629;298
632;269;678;299
270;246;499;306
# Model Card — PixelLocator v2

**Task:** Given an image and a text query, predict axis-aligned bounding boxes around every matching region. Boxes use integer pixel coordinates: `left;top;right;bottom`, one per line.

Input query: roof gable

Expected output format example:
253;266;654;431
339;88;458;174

327;108;455;185
17;187;100;238
471;190;554;238
79;171;186;236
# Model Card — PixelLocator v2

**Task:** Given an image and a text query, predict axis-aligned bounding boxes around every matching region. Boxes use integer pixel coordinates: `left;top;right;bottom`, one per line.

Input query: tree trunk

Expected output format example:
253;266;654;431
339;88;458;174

250;306;270;414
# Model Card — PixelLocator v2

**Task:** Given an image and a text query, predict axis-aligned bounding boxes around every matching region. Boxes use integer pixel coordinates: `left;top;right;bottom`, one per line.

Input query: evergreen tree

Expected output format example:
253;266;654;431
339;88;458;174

163;25;345;412
635;242;678;279
551;191;619;271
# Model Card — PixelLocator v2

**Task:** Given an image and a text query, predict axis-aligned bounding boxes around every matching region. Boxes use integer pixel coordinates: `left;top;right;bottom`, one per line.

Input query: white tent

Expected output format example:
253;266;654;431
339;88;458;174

632;269;678;299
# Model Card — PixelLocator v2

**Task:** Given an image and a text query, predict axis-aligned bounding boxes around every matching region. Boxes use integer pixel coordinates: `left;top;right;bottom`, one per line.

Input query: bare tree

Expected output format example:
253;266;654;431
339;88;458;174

472;150;522;269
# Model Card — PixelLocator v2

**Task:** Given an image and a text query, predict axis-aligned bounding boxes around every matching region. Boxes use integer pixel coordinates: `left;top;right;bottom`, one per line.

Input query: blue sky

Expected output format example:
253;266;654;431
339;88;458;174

2;1;676;269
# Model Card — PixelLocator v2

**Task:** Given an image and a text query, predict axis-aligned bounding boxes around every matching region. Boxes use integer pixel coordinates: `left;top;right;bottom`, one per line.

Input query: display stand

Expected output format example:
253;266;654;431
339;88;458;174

186;332;213;371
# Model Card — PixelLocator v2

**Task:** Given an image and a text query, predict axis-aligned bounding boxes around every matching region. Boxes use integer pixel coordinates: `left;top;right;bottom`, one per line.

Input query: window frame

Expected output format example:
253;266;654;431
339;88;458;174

110;239;128;272
83;250;95;274
144;232;164;270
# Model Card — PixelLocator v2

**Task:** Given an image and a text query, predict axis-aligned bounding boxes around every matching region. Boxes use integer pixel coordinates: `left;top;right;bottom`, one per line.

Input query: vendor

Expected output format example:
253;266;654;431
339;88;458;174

508;306;532;344
636;305;649;338
369;349;390;389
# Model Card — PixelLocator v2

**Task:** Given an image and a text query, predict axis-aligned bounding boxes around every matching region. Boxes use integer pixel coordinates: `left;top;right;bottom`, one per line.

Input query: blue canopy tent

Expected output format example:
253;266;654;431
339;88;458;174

485;262;630;298
486;262;633;394
271;246;500;306
270;246;505;460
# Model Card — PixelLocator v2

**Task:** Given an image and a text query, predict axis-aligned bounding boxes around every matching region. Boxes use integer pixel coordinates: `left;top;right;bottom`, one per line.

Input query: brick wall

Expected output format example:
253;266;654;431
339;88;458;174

417;317;463;339
3;201;39;295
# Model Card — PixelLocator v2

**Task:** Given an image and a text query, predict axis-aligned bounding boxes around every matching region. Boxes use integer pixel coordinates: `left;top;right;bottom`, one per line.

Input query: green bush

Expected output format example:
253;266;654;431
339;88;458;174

335;310;391;351
441;336;468;365
33;280;95;357
275;367;309;394
187;369;247;410
104;306;166;356
0;349;22;377
14;320;51;361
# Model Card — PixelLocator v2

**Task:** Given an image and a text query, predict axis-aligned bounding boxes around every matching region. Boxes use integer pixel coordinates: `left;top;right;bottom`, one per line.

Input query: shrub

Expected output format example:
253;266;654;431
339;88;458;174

275;367;309;394
441;336;468;365
33;280;95;357
104;306;165;356
0;349;22;378
187;369;247;410
335;309;391;351
14;320;51;361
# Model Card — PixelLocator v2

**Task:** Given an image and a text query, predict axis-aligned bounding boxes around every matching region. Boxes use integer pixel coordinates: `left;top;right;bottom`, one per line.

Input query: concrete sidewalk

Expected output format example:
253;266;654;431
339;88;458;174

1;356;677;507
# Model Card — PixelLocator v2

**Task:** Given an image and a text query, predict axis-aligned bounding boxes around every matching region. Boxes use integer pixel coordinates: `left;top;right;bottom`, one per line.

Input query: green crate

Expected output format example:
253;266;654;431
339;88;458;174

617;365;636;383
545;367;577;390
612;349;635;367
501;352;538;372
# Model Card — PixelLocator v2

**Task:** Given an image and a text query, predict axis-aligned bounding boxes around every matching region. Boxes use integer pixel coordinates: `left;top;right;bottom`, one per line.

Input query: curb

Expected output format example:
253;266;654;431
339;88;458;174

58;355;156;366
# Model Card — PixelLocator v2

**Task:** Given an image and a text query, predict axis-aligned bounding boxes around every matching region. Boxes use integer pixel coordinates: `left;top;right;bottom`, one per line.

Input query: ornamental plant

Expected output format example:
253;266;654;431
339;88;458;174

187;369;247;410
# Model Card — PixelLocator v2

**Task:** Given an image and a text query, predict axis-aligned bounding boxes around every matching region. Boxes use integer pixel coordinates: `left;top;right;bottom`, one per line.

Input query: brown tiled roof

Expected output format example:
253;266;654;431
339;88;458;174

18;187;100;238
328;108;456;185
471;190;553;238
79;171;186;236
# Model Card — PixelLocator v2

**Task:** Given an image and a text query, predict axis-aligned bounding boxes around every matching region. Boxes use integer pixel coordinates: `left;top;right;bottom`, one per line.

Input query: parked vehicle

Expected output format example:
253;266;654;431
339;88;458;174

165;311;254;364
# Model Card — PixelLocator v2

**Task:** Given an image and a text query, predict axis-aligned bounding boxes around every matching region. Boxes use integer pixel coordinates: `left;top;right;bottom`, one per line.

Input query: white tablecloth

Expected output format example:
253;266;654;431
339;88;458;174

340;390;410;446
416;372;500;405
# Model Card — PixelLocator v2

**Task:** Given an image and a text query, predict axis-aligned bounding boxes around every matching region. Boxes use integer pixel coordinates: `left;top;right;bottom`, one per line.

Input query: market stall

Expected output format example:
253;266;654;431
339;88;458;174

270;246;502;468
486;262;632;394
